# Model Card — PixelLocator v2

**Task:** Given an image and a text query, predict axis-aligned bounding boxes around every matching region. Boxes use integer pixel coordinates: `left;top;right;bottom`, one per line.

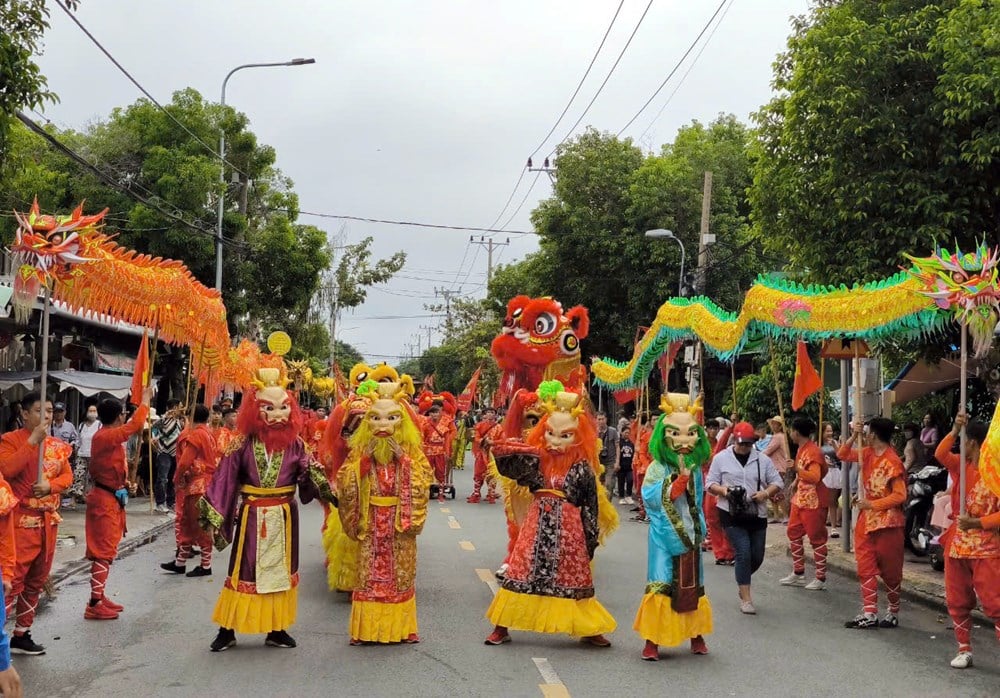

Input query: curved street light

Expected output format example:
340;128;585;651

645;228;685;297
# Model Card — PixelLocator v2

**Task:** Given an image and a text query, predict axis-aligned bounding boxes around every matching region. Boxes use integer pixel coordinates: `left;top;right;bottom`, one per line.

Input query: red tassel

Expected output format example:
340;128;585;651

260;515;267;539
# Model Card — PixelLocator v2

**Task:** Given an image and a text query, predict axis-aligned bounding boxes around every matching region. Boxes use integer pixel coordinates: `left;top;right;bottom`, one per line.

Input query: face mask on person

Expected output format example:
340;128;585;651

85;408;98;422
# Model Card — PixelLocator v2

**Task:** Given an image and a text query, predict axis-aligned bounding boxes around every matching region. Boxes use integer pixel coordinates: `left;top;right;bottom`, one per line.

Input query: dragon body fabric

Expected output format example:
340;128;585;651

10;201;230;378
591;245;1000;498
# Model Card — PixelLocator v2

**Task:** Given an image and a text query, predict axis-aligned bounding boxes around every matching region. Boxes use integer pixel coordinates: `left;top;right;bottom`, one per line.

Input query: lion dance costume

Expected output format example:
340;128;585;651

485;381;617;646
337;380;432;644
633;394;713;660
199;367;334;652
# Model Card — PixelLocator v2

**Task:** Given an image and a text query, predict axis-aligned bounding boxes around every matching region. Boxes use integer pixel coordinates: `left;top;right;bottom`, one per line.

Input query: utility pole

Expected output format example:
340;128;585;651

419;324;435;349
690;171;714;400
412;333;423;355
469;235;510;286
434;287;459;324
526;157;558;184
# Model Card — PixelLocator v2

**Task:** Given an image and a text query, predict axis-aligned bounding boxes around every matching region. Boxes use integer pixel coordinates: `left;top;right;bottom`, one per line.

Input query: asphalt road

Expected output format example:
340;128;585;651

15;463;1000;697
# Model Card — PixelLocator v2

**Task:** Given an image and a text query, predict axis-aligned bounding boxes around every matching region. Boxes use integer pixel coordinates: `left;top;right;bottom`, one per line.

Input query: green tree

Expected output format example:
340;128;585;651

751;0;999;286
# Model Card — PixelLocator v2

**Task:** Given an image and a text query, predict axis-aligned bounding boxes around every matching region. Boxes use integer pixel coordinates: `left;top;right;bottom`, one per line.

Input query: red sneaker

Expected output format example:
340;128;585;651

641;640;659;661
690;635;709;655
466;493;482;504
84;602;119;620
101;597;124;613
402;633;420;644
484;628;511;645
582;634;611;647
485;494;498;504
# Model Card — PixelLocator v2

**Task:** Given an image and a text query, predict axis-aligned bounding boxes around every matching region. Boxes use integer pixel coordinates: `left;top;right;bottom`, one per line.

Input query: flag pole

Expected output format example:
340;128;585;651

36;287;52;484
818;356;825;436
853;342;864;504
730;360;738;418
147;316;160;514
959;322;968;516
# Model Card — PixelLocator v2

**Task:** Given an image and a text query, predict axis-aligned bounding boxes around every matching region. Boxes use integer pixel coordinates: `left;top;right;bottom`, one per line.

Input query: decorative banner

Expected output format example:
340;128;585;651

456;366;482;412
791;341;822;411
267;331;292;356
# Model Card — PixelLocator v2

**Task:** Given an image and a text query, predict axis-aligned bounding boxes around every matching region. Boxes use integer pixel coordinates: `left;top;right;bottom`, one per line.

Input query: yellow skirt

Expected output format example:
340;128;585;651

632;592;712;647
212;585;297;634
350;596;418;643
486;587;617;637
322;509;359;592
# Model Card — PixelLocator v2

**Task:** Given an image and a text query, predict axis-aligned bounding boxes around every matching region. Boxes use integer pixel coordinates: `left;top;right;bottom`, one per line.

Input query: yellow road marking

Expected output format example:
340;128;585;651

459;540;476;551
439;507;451;513
533;658;569;697
447;516;461;529
475;568;500;595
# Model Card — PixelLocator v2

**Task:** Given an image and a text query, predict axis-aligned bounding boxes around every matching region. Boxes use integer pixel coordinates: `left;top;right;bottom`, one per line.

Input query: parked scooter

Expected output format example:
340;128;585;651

905;463;948;555
927;487;952;572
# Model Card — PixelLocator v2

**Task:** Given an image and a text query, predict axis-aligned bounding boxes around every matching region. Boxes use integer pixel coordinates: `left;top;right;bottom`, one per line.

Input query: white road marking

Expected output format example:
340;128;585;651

475;568;500;595
533;658;570;697
447;515;461;529
439;507;451;513
459;540;475;551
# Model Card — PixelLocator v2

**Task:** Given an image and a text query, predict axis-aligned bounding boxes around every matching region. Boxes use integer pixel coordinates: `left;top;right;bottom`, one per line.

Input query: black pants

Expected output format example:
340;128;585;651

616;468;633;497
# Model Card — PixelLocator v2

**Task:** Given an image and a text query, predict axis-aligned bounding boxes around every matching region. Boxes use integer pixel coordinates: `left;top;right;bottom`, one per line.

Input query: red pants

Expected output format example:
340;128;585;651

945;555;1000;652
704;494;734;561
854;524;904;614
428;454;448;485
471;454;497;498
85;490;126;561
788;504;828;580
8;520;57;633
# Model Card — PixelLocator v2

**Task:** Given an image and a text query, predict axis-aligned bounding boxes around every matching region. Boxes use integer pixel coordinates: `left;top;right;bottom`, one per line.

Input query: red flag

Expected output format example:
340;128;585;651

791;340;822;410
657;342;684;386
456;366;482;412
613;388;640;405
332;362;349;402
130;329;150;406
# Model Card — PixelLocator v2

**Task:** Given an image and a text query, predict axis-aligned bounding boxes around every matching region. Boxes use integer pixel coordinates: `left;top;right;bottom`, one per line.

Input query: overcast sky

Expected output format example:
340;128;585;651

36;0;810;366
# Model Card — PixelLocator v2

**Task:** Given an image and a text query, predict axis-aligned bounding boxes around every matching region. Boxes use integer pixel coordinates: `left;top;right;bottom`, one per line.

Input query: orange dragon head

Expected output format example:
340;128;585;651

490;295;590;404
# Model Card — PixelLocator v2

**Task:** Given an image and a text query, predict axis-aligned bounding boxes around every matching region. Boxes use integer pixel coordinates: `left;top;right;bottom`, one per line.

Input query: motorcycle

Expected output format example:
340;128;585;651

927;488;952;572
904;463;948;556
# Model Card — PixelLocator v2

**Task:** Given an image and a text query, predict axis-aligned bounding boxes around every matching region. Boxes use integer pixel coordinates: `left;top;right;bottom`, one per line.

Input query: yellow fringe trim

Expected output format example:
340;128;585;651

486;587;617;637
632;592;713;647
596;492;619;545
212;585;297;634
349;596;418;643
322;509;359;592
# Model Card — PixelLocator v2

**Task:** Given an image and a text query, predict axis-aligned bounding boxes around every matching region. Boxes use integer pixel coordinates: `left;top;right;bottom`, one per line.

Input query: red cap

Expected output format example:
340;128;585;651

733;422;756;443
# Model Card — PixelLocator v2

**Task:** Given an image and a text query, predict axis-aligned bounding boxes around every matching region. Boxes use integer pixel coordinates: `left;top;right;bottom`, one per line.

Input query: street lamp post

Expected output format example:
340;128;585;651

645;228;685;297
216;58;316;292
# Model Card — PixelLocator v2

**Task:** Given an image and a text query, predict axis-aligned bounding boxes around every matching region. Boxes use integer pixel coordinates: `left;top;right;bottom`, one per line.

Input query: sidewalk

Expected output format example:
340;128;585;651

763;521;949;610
52;495;176;585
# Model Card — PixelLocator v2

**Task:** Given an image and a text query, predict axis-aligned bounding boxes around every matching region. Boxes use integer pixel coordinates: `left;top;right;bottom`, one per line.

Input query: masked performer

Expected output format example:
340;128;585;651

485;381;616;647
633;394;713;661
0;393;74;654
420;394;457;502
337;380;432;644
200;368;334;652
161;405;217;578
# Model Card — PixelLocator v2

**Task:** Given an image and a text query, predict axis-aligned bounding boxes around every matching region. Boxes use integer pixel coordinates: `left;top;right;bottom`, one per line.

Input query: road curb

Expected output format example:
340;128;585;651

50;518;176;588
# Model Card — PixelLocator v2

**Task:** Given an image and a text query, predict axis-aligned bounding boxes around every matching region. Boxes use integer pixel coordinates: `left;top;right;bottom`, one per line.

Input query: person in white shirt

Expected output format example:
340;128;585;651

69;403;101;502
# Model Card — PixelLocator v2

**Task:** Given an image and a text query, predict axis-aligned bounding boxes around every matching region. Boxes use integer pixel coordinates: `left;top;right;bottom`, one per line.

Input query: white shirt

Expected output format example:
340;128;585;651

78;421;102;458
706;446;783;518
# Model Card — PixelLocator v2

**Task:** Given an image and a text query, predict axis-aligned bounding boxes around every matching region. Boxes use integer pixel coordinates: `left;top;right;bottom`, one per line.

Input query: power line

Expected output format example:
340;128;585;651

527;0;627;160
284;209;535;235
617;0;730;137
482;167;528;234
53;0;248;180
500;170;545;230
549;0;657;156
16;111;248;249
637;0;735;141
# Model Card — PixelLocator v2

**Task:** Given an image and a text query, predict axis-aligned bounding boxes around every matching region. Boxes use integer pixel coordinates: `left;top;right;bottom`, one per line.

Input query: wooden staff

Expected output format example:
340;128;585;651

146;319;160;514
768;339;789;434
853;341;864;503
36;286;52;483
186;335;209;418
959;322;968;516
818;357;825;436
730;360;737;417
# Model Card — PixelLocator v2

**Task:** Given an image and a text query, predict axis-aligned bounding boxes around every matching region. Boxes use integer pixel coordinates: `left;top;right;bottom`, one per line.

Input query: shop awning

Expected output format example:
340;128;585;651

0;370;145;399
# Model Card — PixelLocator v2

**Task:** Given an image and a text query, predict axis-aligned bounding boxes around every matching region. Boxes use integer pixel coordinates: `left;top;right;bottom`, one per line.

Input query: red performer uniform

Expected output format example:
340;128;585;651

85;404;148;619
838;442;906;621
786;439;829;582
703;426;735;563
468;419;499;503
0;430;73;638
422;413;456;487
173;423;219;572
935;433;1000;658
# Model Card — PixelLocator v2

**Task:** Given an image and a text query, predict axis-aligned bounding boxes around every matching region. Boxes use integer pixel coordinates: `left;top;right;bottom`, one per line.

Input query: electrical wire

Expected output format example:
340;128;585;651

283;209;535;235
500;170;545;230
527;0;627;160
54;0;249;180
549;0;657;156
16;111;247;249
637;0;735;141
617;0;729;137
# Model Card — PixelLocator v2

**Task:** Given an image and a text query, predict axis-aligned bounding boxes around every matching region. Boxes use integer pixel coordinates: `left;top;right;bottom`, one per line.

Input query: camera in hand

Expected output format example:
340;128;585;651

727;485;756;523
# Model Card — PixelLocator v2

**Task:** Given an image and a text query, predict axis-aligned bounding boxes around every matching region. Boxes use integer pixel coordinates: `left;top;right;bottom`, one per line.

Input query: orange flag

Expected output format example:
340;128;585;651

130;329;150;406
791;340;822;410
456;366;482;412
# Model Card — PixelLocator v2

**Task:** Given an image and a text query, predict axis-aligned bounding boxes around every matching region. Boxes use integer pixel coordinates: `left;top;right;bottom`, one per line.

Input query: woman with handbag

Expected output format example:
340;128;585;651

706;422;784;614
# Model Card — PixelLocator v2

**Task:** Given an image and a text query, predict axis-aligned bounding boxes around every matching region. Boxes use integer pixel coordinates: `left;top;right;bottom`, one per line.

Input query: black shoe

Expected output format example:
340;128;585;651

844;614;878;629
265;630;297;648
186;566;212;577
160;561;186;574
878;613;899;628
10;631;46;655
210;628;236;652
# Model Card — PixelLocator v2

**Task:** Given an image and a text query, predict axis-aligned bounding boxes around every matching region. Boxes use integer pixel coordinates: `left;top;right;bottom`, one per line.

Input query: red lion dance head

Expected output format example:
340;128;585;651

490;295;590;405
236;367;304;453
